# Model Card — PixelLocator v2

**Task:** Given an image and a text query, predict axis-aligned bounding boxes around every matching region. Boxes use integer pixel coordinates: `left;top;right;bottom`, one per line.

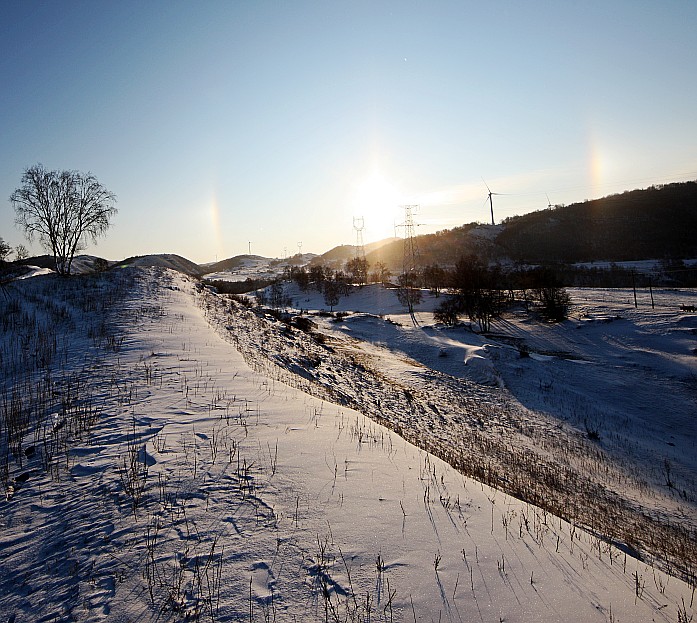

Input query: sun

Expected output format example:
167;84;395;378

351;170;402;241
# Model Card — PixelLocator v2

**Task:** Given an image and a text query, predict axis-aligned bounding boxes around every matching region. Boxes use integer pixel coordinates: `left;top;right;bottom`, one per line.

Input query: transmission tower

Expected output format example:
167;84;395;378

395;205;421;323
297;241;303;257
353;216;366;259
399;205;420;276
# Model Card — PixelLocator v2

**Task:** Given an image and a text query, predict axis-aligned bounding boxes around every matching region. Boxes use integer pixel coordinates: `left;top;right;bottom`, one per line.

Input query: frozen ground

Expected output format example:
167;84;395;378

283;282;697;503
228;281;697;576
0;268;695;622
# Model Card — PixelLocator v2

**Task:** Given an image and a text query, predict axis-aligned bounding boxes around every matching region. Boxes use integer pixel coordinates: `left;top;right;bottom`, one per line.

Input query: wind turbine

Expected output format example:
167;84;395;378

482;179;501;226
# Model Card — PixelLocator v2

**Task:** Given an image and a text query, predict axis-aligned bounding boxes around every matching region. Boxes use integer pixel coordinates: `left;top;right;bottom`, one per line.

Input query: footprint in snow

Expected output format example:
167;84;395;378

250;561;276;601
136;446;157;466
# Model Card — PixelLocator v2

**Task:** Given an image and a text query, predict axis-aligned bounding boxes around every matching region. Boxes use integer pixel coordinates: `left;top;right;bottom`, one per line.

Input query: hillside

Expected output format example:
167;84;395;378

114;253;203;277
498;181;697;263
11;182;697;283
17;254;112;275
1;268;694;621
310;237;399;269
365;224;503;271
351;182;697;272
204;254;268;274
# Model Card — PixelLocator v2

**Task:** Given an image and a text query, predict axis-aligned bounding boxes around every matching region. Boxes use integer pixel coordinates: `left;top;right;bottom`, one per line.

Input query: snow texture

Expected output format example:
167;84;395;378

0;267;695;622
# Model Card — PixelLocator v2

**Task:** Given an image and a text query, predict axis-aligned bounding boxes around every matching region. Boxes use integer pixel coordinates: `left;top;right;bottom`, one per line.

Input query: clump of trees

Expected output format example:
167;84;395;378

287;258;384;312
345;257;369;285
527;268;571;322
0;239;28;264
10;163;117;275
433;256;571;330
369;261;391;284
431;256;506;331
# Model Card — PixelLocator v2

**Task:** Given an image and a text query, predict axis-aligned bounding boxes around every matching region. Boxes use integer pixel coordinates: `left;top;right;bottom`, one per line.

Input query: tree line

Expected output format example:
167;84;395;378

210;253;571;329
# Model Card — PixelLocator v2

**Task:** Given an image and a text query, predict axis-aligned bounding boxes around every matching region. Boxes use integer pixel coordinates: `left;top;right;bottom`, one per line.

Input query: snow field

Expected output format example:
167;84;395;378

0;267;694;622
204;280;697;585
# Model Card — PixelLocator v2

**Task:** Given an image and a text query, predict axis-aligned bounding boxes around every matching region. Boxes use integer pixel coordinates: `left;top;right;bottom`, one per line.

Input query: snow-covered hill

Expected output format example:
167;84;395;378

0;268;695;622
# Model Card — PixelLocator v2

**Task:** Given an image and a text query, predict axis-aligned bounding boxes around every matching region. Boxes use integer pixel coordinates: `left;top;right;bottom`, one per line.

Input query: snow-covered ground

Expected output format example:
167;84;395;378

301;283;697;500
278;282;697;554
1;268;695;622
203;254;317;283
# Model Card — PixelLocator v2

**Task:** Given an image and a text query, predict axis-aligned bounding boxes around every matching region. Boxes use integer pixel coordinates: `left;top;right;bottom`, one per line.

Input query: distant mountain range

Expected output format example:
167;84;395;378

13;181;696;277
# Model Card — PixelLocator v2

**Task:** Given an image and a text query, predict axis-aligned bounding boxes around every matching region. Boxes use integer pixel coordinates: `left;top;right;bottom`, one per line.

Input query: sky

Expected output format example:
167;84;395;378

1;1;696;264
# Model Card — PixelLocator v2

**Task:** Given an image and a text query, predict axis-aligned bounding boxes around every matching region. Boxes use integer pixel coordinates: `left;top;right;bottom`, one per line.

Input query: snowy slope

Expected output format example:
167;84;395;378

0;268;695;622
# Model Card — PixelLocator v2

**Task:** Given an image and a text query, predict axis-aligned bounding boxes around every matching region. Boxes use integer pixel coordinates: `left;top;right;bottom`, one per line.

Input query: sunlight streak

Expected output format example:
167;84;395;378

350;168;404;241
209;194;224;261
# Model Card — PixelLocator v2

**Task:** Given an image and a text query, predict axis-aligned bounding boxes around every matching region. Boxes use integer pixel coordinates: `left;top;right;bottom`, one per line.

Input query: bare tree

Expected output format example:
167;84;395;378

269;280;289;309
322;272;350;312
323;279;341;312
396;271;422;315
14;244;29;261
10;164;117;275
0;237;11;262
369;261;391;284
309;264;327;291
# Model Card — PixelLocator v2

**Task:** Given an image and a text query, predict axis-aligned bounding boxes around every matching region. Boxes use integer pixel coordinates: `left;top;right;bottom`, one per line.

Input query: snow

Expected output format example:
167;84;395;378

117;254;201;276
297;284;697;538
0;268;695;622
15;265;54;279
204;254;317;283
572;258;697;273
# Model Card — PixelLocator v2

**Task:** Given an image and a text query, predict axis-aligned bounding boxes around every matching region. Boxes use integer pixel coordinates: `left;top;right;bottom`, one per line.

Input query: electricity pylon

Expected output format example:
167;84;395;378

395;205;421;323
400;205;419;276
353;216;366;259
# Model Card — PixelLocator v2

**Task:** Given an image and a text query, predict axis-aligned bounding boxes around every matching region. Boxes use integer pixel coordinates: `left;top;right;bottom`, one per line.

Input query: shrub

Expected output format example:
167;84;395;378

433;297;462;325
537;286;571;322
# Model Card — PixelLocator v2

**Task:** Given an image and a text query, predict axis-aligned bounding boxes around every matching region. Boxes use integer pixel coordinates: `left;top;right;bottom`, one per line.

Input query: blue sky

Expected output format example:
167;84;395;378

2;1;696;263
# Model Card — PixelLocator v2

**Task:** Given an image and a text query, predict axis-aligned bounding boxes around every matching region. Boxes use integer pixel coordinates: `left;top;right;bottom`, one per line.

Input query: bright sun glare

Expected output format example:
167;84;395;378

351;171;402;241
